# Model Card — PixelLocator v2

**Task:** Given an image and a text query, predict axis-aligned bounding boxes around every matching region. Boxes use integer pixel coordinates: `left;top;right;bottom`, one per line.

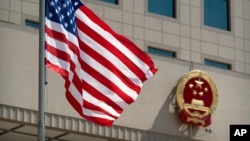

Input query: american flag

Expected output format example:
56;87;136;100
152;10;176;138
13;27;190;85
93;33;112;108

45;0;157;126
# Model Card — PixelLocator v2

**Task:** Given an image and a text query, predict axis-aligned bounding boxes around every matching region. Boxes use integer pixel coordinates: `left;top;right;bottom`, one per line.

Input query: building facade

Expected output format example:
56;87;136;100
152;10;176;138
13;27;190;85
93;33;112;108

0;0;250;140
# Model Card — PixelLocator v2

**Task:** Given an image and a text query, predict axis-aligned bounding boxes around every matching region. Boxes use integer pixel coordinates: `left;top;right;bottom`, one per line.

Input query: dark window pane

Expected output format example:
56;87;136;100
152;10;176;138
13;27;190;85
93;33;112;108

205;59;231;70
148;0;175;18
100;0;118;4
148;47;176;58
25;20;39;29
204;0;230;30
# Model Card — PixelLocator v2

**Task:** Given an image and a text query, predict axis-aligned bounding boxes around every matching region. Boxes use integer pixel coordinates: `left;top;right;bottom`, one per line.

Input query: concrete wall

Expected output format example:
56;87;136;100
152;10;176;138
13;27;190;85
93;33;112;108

1;22;250;141
0;0;250;74
1;0;250;141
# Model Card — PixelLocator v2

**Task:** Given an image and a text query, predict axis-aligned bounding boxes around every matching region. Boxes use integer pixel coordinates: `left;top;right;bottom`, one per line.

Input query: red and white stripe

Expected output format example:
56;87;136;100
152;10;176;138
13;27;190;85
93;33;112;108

45;4;157;126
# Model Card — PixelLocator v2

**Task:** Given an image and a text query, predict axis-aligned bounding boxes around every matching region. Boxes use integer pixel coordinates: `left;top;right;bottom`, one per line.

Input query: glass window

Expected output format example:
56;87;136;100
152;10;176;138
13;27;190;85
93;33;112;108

204;0;230;31
148;0;175;18
100;0;118;4
148;47;176;58
205;59;231;70
25;20;39;29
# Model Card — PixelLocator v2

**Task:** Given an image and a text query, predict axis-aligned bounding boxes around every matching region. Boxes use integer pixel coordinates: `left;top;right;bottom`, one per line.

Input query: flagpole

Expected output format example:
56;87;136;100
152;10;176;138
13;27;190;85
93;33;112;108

38;0;45;141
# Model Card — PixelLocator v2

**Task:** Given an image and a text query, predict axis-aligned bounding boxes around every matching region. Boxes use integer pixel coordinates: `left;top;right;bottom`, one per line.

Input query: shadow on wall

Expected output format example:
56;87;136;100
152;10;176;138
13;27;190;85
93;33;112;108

141;86;201;141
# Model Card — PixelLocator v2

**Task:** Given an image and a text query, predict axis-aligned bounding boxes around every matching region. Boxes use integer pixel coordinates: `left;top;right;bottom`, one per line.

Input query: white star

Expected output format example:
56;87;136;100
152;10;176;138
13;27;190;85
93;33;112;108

67;12;70;16
189;83;194;88
199;92;204;96
61;15;65;19
64;23;68;27
204;87;208;92
50;1;55;6
74;2;79;6
193;90;197;95
73;25;77;31
49;13;53;18
195;80;203;89
63;3;67;8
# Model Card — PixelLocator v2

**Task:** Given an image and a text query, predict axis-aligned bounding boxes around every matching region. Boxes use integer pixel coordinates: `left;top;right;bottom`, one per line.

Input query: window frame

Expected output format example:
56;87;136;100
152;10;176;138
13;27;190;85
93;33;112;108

99;0;119;5
203;0;231;31
25;19;39;29
204;59;231;70
147;46;177;58
87;0;122;9
147;0;178;19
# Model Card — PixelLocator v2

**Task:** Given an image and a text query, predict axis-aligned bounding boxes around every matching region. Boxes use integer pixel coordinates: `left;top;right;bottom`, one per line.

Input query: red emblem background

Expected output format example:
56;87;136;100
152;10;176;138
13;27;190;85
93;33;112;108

176;70;218;127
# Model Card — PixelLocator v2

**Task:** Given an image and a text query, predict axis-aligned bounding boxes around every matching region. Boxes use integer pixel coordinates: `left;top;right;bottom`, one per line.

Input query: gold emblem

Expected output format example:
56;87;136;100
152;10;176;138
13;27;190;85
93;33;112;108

176;70;218;127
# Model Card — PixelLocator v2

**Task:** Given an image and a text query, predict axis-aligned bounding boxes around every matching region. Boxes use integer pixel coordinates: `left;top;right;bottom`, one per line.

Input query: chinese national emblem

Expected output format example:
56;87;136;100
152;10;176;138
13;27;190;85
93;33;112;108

176;70;218;127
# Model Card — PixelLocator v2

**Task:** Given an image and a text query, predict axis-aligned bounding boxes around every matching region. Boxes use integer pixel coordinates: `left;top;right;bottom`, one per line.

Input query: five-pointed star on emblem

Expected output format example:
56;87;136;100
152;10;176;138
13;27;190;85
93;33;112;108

188;79;209;96
195;80;203;89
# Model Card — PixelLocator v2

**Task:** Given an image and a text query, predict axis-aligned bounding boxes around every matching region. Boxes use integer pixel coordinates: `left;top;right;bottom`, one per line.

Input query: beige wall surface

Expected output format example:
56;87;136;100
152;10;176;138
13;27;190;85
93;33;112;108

0;23;39;110
1;0;250;140
1;0;250;74
1;22;250;141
